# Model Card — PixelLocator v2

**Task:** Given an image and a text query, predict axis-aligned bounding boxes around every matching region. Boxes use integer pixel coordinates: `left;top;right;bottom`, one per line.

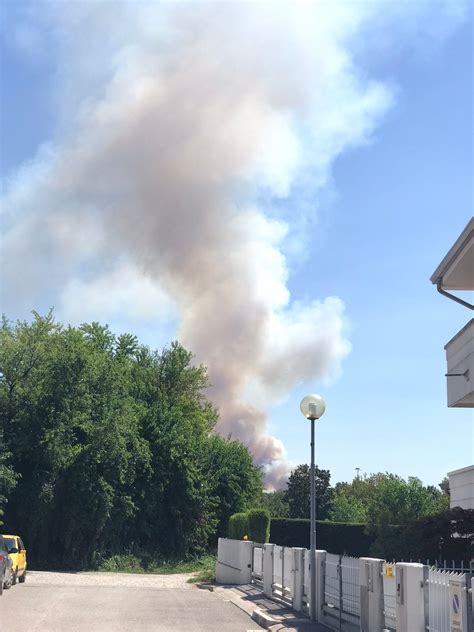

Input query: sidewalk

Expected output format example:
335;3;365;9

205;583;331;631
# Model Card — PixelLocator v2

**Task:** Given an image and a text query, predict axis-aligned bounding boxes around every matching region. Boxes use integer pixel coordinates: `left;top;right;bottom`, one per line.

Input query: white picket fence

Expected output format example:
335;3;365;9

216;538;473;632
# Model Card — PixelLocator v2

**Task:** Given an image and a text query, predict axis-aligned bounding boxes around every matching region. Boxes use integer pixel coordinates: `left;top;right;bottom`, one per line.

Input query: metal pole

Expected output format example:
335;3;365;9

310;416;316;621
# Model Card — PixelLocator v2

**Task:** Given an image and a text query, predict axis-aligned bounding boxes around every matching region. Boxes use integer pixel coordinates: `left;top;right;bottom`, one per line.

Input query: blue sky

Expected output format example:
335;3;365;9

1;2;472;487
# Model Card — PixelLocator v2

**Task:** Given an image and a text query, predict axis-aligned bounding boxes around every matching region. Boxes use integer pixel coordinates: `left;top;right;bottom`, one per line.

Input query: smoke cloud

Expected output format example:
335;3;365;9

1;2;465;487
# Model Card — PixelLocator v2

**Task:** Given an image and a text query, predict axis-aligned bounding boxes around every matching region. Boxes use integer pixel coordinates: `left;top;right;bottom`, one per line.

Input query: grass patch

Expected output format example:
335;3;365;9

98;552;216;579
186;555;216;583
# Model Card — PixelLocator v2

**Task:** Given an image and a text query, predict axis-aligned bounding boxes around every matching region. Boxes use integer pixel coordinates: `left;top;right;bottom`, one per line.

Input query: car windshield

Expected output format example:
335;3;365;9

3;537;16;550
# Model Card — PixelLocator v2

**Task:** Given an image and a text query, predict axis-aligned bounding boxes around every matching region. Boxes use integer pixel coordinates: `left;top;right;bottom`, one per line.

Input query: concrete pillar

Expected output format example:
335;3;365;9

315;550;327;623
216;538;253;585
263;543;275;598
292;548;305;612
395;563;428;632
359;557;384;632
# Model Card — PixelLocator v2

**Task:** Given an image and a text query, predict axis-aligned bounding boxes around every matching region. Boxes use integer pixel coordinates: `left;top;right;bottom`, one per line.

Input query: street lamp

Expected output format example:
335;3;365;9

300;393;326;622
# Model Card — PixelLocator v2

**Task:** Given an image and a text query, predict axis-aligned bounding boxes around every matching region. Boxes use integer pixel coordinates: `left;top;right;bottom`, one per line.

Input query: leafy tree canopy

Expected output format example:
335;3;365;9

0;312;262;567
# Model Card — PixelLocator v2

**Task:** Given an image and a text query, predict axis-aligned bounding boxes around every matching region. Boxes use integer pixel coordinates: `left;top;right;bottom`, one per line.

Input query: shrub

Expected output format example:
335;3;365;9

247;509;270;543
270;518;372;556
228;512;249;540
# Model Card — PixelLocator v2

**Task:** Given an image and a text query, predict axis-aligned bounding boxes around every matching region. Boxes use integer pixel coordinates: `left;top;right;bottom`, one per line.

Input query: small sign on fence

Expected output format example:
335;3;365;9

449;579;464;632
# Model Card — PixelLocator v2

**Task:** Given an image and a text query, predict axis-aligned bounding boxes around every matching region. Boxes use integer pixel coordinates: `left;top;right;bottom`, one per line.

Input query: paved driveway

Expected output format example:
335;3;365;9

0;571;262;632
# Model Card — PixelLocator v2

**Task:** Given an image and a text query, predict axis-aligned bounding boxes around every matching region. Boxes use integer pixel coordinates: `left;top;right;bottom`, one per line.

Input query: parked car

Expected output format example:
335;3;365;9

1;534;27;585
0;536;13;594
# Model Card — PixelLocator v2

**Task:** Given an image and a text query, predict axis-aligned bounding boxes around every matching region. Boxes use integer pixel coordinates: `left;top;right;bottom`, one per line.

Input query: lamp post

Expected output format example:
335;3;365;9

300;393;326;622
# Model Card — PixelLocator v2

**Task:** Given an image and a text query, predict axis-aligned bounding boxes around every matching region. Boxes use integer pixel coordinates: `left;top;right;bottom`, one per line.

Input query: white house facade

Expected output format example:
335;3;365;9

431;217;474;407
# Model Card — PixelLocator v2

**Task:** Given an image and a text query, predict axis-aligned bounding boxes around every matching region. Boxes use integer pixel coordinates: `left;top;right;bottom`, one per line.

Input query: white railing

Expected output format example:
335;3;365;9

341;555;360;618
427;568;466;632
216;538;473;631
272;545;294;604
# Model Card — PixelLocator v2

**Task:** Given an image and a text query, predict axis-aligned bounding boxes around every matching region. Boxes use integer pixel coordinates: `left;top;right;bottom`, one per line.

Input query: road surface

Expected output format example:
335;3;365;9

0;571;262;632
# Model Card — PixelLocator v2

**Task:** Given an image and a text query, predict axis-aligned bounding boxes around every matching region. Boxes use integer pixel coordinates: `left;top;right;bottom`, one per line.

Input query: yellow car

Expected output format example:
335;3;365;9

1;535;27;585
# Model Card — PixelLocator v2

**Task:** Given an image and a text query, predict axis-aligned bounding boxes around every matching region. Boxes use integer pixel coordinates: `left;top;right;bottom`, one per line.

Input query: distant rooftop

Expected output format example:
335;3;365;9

431;217;474;291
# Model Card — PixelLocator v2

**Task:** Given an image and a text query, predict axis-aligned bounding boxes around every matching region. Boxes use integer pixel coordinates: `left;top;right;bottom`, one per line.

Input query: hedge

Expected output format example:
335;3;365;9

270;518;372;557
228;512;249;540
247;509;270;543
228;509;473;562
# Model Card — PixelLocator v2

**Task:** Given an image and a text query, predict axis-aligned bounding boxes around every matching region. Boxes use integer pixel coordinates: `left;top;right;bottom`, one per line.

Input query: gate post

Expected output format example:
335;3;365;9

292;548;305;612
359;557;384;632
395;563;428;632
315;550;327;623
448;574;472;632
263;543;275;598
216;538;253;584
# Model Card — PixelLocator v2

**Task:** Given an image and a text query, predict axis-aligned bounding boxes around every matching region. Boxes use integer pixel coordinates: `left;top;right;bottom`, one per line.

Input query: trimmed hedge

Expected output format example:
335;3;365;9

228;508;473;562
270;518;372;556
228;512;249;540
247;509;270;544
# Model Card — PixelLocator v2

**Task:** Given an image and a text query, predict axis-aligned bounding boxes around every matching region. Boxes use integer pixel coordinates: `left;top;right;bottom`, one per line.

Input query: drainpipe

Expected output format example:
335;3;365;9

436;277;474;310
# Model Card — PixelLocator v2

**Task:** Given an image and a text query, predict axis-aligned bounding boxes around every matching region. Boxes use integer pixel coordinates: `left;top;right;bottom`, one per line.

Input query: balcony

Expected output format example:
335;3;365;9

445;319;474;407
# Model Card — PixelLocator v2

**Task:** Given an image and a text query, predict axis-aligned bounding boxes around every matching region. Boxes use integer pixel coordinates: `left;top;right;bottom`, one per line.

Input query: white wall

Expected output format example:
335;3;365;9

448;465;474;509
445;319;474;407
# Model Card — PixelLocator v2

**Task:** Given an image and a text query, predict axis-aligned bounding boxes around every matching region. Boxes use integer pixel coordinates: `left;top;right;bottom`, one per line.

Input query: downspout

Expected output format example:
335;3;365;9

436;277;474;310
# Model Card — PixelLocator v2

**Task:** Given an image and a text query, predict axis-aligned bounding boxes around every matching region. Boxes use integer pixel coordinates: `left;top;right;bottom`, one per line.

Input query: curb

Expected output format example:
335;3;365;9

251;607;279;629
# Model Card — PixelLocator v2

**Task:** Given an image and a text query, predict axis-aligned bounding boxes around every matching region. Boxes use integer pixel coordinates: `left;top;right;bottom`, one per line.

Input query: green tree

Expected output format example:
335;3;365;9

329;483;368;523
286;464;332;520
0;313;264;567
0;432;17;526
261;490;289;518
200;434;263;540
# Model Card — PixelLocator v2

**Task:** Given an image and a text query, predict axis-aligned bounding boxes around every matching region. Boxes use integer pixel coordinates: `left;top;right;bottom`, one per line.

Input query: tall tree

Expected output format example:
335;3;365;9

286;464;332;520
261;490;290;518
0;313;264;567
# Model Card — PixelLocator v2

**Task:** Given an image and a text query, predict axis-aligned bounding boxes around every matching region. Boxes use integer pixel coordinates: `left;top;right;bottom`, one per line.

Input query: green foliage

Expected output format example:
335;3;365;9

261;490;289;518
228;512;249;540
270;518;372;556
98;551;216;576
200;434;263;542
329;485;368;523
0;313;262;568
329;474;448;526
371;508;474;561
287;464;332;520
0;431;17;526
247;509;270;543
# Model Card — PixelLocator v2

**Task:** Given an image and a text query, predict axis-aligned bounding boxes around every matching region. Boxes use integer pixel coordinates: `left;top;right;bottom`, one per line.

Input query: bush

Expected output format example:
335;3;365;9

270;518;372;556
247;509;270;543
228;512;249;540
401;507;474;563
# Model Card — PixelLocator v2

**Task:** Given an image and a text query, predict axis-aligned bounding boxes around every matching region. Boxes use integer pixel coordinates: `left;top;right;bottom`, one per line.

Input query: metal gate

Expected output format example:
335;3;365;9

322;554;360;630
426;568;469;632
272;545;294;606
251;543;264;588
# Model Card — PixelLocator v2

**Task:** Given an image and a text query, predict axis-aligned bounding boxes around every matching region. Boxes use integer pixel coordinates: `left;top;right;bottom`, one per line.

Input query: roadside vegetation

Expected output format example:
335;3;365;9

0;312;454;573
97;552;216;580
0;313;261;570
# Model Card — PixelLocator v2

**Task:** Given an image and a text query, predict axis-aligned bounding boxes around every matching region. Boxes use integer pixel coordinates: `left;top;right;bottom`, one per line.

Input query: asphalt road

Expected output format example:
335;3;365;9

0;571;262;632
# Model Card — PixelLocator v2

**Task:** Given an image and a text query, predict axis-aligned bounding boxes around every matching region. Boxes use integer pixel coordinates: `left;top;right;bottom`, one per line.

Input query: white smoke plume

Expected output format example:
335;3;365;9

1;2;466;487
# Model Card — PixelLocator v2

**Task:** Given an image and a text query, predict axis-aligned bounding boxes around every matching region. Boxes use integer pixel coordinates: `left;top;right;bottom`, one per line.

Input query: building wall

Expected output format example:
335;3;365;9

448;465;474;509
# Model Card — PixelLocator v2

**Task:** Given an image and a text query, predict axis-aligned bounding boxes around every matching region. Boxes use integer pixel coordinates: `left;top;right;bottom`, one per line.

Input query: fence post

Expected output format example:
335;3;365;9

395;562;428;632
448;574;472;632
263;543;275;598
359;558;384;632
315;550;327;623
216;538;253;584
292;548;304;612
